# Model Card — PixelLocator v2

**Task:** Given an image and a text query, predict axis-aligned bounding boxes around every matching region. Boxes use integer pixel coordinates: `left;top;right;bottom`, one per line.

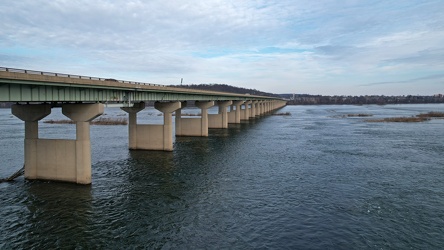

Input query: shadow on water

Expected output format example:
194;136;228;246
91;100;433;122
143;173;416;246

85;149;197;247
21;181;93;248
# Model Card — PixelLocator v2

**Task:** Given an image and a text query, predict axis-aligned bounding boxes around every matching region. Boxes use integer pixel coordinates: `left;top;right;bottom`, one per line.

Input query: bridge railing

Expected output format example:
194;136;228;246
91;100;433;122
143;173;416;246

1;66;284;100
0;66;166;87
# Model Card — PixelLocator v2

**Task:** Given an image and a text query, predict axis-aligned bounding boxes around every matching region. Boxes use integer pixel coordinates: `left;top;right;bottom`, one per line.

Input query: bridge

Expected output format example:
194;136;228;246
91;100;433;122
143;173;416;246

0;67;287;184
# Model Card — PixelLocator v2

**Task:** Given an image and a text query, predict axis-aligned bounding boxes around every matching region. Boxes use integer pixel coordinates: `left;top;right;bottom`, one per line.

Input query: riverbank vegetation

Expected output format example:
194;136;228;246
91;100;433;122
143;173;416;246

366;117;430;123
365;112;444;123
416;112;444;118
272;112;291;116
345;113;373;117
283;94;444;105
331;113;373;118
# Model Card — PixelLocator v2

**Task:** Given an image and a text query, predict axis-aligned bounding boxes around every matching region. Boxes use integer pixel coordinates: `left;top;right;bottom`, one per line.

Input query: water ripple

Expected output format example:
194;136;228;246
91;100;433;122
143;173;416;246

1;105;443;248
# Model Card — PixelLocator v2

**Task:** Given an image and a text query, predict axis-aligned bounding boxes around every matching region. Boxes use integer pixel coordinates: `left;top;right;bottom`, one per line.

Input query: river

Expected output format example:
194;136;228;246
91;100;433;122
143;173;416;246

1;104;443;249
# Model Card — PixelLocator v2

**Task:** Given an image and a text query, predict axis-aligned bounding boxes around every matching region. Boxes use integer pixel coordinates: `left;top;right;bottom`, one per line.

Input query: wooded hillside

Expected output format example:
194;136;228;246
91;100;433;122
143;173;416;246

173;84;280;98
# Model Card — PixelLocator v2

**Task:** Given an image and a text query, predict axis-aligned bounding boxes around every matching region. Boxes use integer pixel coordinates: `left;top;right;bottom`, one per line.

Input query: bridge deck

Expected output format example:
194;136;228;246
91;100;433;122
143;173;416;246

0;67;280;102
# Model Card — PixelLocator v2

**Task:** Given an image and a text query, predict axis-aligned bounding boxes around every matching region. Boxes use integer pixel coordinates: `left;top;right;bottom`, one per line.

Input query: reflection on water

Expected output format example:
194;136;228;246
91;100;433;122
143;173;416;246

1;104;444;249
8;182;93;248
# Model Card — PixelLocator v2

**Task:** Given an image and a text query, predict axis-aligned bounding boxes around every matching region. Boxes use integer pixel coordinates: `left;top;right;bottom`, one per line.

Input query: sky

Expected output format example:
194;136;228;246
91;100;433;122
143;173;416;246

1;0;443;95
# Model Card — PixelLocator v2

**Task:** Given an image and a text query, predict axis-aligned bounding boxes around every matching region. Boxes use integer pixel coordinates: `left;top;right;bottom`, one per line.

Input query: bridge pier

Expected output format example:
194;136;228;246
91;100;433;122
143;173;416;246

262;101;267;114
62;104;104;184
155;101;181;151
12;104;51;182
250;101;258;119
121;102;146;149
122;101;181;151
241;101;252;121
209;101;232;129
256;101;262;116
228;100;243;124
256;101;260;116
195;101;214;136
174;101;187;136
175;101;214;137
12;103;103;184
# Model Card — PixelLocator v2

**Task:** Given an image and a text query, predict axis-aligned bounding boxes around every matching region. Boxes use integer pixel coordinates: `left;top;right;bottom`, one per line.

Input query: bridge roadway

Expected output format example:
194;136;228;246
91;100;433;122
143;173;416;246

0;67;279;102
0;67;287;184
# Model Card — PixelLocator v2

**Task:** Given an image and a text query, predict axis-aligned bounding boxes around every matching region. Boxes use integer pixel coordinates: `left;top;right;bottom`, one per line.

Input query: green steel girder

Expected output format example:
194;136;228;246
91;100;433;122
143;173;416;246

0;76;282;103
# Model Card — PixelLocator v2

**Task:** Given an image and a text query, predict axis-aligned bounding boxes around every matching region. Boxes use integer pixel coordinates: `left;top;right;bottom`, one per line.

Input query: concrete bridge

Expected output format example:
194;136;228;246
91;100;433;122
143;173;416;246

0;67;287;184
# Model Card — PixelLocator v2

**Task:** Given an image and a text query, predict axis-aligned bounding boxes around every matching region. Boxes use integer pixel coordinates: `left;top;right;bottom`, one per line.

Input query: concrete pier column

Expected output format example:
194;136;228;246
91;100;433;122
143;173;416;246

121;102;145;149
262;101;266;114
251;101;259;118
257;101;262;116
209;100;232;129
229;100;244;124
154;101;182;151
122;102;180;151
242;101;252;120
218;101;232;128
260;101;265;115
256;101;261;117
257;101;264;116
62;103;104;184
250;101;258;118
195;101;214;136
175;101;187;136
12;104;51;181
12;103;103;184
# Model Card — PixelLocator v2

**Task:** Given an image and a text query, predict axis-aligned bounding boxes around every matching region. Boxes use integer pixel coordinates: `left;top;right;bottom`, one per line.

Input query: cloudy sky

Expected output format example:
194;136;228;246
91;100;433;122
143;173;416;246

1;0;443;95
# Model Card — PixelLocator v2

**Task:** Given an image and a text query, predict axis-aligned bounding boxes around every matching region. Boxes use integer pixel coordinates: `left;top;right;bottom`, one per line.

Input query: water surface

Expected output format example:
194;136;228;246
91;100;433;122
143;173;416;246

1;104;443;249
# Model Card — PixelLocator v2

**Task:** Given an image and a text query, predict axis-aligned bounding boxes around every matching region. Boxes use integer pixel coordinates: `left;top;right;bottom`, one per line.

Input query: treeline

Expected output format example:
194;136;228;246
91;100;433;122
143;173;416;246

281;94;444;105
173;84;280;98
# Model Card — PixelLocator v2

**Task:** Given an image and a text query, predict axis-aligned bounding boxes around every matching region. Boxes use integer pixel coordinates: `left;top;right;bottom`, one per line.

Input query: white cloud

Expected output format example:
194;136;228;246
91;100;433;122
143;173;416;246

1;0;444;95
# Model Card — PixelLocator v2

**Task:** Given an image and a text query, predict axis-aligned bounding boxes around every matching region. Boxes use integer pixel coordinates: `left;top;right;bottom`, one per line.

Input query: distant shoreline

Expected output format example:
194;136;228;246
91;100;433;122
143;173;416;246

283;94;444;105
2;95;444;108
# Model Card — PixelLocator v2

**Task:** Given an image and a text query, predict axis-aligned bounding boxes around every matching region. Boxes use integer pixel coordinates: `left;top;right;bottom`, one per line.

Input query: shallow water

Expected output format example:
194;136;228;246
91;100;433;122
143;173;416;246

1;104;443;249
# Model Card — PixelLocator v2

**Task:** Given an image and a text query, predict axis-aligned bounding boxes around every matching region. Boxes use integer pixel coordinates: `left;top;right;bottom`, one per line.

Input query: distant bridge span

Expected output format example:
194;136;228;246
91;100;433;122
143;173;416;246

0;67;287;185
